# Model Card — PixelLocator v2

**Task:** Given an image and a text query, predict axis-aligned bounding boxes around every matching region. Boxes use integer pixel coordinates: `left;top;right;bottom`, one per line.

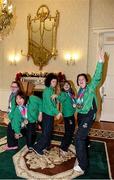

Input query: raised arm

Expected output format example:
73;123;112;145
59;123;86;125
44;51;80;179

89;49;105;90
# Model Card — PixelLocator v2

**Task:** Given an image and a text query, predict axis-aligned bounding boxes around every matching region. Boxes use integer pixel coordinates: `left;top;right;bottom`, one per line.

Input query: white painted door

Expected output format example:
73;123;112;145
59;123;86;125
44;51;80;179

100;33;114;122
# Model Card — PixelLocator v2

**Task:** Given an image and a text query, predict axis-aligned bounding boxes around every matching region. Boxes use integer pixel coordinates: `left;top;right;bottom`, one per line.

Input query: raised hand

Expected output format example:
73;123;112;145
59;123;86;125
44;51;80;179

98;48;105;63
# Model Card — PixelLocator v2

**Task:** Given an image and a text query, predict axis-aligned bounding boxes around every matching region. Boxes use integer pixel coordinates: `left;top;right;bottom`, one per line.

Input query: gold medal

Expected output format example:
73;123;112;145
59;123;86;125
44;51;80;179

73;104;76;108
76;103;83;109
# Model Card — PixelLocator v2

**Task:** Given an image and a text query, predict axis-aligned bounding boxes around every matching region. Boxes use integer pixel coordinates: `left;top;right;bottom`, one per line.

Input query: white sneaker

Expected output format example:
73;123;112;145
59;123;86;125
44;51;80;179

72;166;84;178
73;165;84;174
74;159;79;166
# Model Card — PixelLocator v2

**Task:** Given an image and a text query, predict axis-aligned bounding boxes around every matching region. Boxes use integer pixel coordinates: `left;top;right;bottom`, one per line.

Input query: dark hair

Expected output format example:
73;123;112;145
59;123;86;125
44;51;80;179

11;81;21;89
45;73;58;87
62;80;75;96
15;91;29;105
77;73;88;86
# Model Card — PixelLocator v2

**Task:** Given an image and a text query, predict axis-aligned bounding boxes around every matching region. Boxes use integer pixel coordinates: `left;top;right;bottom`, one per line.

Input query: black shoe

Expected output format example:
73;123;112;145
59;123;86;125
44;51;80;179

32;145;44;156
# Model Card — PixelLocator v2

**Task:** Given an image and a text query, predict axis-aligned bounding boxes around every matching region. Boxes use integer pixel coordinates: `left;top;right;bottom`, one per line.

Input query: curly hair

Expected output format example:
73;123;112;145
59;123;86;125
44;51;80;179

44;73;58;87
76;73;88;86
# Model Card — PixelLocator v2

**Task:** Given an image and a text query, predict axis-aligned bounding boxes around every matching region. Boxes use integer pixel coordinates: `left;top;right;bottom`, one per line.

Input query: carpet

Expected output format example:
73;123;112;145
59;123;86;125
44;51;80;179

54;124;114;140
0;125;112;179
0;110;114;139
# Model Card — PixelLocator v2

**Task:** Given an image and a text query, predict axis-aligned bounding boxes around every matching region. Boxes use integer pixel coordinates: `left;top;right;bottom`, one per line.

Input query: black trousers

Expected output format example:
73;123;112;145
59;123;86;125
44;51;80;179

60;115;75;151
7;123;18;147
33;112;54;154
25;122;36;148
75;111;94;171
7;122;36;148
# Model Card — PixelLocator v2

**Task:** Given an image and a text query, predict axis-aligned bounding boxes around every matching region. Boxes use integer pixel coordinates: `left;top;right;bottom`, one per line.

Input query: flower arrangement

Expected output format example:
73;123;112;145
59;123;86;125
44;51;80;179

15;72;66;83
15;72;23;82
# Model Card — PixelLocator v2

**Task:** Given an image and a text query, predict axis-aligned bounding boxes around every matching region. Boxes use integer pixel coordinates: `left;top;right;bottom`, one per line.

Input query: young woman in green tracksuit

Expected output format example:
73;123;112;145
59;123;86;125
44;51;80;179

4;91;42;150
32;73;62;155
3;81;21;125
73;49;105;176
8;81;21;113
52;80;76;155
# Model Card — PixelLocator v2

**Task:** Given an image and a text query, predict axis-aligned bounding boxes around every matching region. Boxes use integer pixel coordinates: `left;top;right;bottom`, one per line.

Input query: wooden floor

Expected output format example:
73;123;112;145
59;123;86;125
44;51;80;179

91;121;114;179
93;121;114;131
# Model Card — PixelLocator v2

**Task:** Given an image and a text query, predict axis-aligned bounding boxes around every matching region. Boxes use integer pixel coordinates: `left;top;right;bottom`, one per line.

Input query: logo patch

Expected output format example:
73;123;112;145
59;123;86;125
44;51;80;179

83;123;88;128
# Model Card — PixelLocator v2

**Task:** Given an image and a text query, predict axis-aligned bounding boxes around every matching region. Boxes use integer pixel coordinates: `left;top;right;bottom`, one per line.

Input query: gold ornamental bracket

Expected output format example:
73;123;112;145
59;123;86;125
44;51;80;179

0;0;15;40
27;5;59;70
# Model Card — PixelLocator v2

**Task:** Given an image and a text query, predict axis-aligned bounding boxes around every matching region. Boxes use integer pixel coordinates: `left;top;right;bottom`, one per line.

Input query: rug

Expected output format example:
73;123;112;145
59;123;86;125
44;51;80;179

0;126;112;179
13;141;76;179
0;110;114;139
54;124;114;140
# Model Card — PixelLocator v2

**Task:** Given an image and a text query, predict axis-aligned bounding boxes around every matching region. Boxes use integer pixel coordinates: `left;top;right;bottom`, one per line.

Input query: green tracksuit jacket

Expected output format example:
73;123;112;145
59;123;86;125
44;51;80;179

76;62;103;114
42;86;59;116
8;95;42;134
57;91;75;117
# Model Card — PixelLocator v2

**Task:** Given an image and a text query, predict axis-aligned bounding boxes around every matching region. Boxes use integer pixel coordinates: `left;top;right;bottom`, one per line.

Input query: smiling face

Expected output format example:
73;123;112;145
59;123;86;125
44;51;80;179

77;75;87;89
63;82;70;92
50;79;57;88
16;95;25;106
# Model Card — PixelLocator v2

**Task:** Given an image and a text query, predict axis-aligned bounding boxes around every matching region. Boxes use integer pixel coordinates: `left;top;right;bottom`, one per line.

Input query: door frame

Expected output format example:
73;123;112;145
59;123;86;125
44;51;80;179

93;28;114;122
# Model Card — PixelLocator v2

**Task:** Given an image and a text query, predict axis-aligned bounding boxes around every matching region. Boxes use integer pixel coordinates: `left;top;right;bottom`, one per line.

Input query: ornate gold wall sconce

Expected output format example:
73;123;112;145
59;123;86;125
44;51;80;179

64;53;80;65
27;5;59;70
8;53;21;65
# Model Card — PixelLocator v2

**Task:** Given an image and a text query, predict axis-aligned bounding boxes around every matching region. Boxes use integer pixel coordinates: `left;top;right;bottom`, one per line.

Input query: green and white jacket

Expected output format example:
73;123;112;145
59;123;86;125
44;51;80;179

8;95;42;134
42;86;59;116
57;91;76;117
76;62;103;114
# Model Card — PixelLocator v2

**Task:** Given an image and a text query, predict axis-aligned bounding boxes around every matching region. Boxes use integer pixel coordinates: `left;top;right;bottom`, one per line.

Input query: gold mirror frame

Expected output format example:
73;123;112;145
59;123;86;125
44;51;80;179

27;5;59;70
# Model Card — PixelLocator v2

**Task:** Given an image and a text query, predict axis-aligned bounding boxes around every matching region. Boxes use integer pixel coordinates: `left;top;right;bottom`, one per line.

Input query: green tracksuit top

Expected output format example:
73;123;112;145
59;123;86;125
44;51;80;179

57;91;76;117
10;95;16;109
8;95;42;134
8;95;16;120
76;62;103;114
42;86;59;116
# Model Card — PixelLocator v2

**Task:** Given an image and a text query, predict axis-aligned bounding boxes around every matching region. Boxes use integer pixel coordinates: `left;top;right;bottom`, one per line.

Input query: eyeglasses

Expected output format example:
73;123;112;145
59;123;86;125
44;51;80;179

11;86;18;88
